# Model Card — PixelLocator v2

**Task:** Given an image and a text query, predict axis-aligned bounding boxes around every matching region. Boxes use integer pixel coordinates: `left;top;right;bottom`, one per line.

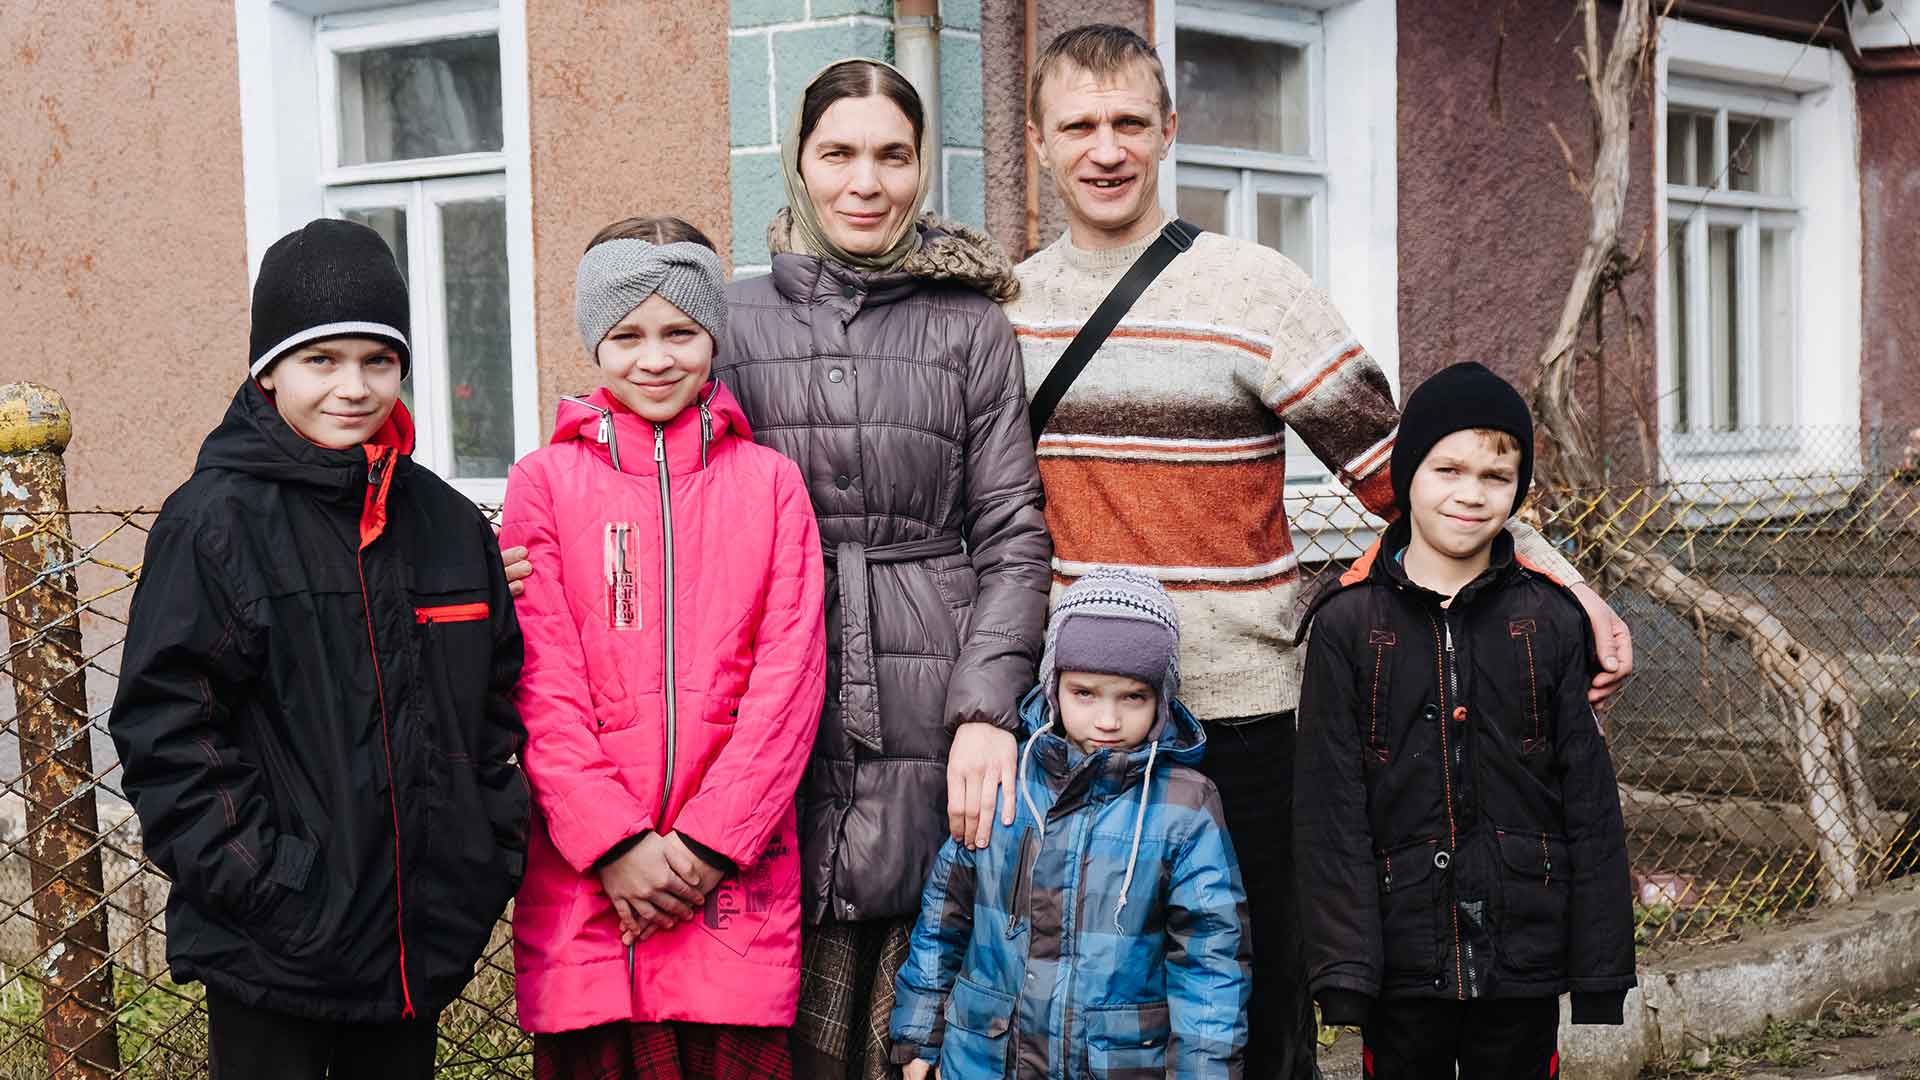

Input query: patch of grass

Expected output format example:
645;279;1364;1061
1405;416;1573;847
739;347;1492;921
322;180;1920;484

1640;996;1903;1078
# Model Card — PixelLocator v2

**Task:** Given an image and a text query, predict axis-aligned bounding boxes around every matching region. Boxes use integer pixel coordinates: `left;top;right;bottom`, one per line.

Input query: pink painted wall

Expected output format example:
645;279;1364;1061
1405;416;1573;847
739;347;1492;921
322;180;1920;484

2;1;249;510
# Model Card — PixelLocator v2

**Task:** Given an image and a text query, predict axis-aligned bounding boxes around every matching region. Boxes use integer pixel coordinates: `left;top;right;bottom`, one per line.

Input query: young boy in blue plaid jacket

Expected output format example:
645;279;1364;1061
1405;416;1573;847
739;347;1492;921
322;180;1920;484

890;567;1252;1079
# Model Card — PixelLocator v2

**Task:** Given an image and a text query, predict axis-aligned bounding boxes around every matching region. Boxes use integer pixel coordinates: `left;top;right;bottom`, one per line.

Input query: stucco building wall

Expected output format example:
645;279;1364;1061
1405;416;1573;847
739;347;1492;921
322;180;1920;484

1;1;250;510
1856;73;1920;467
524;0;732;430
1395;0;1657;481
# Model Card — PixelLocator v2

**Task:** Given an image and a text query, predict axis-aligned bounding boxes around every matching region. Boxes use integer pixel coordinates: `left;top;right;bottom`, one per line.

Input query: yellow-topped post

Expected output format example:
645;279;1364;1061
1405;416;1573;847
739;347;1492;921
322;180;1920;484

0;382;121;1079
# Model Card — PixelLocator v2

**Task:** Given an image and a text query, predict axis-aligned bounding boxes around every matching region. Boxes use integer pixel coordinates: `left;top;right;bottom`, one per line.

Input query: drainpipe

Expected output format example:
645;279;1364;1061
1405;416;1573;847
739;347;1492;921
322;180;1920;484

896;0;945;214
1024;0;1040;256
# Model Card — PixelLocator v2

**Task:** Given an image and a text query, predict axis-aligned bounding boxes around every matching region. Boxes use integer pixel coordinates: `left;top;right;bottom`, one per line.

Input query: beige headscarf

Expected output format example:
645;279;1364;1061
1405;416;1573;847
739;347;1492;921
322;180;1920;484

777;58;934;273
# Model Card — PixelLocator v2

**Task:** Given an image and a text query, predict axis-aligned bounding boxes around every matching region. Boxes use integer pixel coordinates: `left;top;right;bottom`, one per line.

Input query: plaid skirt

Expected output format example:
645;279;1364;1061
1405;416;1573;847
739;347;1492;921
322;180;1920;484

791;918;914;1080
533;1021;792;1080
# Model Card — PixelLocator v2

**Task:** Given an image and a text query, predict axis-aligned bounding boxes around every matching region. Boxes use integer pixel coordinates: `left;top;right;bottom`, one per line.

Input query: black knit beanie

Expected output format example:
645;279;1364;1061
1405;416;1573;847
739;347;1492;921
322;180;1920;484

249;219;411;377
1389;361;1535;515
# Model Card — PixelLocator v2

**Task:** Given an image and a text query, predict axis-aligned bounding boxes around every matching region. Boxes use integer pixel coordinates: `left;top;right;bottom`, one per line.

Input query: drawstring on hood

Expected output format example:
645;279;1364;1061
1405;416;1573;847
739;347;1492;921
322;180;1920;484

1114;738;1159;931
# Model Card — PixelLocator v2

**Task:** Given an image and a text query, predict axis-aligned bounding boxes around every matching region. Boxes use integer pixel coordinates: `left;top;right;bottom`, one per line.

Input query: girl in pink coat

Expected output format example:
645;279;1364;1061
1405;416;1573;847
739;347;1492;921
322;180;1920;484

501;216;827;1080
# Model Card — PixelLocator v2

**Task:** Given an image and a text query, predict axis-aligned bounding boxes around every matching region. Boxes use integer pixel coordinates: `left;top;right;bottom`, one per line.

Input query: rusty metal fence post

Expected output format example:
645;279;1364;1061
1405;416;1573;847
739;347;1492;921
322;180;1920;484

0;384;121;1078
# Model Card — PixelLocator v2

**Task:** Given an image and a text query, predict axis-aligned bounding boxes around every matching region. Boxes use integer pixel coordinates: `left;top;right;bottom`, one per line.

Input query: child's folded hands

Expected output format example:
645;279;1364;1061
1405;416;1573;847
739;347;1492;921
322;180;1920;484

600;832;704;941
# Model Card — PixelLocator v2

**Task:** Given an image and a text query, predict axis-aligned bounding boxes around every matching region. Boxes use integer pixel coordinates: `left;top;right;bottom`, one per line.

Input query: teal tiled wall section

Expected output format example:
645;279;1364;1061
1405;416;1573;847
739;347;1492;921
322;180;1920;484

728;0;989;273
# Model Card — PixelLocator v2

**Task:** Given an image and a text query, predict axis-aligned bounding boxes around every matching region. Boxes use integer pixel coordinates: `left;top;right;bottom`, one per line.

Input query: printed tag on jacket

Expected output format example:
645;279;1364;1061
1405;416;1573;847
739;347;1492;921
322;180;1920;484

604;522;642;631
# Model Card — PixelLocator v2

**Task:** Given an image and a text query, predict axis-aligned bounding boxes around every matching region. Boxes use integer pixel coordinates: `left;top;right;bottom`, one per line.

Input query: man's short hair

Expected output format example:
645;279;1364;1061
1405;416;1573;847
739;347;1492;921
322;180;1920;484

1029;24;1173;126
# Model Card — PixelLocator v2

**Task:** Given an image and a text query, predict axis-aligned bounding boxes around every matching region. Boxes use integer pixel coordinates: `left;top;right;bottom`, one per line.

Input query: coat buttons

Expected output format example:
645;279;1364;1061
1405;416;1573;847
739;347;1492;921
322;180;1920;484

1433;849;1451;870
1422;704;1441;723
828;367;845;383
839;284;858;299
835;474;852;491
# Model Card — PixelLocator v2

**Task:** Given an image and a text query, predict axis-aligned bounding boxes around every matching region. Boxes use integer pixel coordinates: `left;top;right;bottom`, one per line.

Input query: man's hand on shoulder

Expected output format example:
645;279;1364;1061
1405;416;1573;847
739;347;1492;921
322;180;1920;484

492;524;531;597
1570;582;1633;708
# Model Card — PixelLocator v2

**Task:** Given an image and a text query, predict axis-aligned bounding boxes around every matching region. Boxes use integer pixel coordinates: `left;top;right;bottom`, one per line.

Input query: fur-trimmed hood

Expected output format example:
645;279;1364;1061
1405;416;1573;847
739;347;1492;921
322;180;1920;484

766;209;1020;303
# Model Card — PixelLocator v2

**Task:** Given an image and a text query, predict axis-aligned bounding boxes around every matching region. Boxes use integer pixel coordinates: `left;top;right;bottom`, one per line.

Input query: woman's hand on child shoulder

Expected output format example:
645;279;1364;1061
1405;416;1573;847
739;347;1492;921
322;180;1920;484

599;832;704;938
901;1059;936;1080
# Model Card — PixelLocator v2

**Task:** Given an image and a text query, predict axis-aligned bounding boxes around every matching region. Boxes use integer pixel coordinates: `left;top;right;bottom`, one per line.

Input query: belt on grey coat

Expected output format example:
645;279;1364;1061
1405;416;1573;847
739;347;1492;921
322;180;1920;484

825;535;967;754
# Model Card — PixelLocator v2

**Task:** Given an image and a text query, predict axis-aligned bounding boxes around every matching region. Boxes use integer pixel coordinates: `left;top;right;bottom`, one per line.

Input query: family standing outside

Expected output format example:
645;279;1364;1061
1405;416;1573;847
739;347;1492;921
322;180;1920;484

108;22;1638;1080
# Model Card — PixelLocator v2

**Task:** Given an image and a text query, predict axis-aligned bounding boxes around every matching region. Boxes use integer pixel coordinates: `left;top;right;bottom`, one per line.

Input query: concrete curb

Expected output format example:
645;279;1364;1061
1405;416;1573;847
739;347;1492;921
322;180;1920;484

1564;876;1920;1079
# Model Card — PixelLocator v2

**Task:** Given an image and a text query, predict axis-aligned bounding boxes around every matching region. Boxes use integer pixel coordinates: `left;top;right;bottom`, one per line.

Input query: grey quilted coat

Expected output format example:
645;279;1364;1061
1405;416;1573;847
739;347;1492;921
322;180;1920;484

718;215;1051;924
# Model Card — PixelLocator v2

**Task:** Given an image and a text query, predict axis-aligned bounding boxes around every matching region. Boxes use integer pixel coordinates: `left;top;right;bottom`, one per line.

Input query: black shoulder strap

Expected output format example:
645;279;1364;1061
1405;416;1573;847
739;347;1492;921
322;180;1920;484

1027;218;1201;443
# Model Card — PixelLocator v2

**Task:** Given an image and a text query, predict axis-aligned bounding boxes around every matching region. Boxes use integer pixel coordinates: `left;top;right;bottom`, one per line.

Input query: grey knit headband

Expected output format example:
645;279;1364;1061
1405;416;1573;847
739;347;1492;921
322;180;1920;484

574;239;728;353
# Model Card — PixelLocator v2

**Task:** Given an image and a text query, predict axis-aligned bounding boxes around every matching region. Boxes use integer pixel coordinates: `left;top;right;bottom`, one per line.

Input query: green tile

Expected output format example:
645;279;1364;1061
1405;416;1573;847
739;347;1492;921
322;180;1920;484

939;30;982;147
730;150;788;267
730;33;773;146
731;0;805;28
811;0;893;17
941;0;981;31
945;151;986;229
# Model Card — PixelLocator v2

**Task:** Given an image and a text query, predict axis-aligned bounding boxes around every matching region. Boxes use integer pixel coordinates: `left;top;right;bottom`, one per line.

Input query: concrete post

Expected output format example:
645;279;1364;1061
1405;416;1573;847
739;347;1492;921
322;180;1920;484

0;383;121;1078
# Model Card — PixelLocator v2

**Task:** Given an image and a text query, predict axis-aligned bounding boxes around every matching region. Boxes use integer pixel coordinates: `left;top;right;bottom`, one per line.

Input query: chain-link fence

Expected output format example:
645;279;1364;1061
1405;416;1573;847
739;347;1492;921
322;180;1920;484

1;381;1918;1075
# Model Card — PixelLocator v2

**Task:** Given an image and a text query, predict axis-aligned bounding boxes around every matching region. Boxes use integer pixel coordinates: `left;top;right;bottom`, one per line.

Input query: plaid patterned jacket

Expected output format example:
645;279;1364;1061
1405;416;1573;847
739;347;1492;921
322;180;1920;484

891;687;1250;1078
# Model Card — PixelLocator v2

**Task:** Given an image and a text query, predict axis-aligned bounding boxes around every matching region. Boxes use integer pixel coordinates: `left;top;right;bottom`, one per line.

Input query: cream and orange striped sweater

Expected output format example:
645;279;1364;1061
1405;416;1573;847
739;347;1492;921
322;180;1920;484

1006;227;1580;720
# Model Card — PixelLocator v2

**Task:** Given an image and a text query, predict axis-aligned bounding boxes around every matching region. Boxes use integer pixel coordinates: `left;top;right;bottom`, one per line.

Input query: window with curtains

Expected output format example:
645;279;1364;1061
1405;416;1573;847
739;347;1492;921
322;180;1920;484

1656;19;1861;487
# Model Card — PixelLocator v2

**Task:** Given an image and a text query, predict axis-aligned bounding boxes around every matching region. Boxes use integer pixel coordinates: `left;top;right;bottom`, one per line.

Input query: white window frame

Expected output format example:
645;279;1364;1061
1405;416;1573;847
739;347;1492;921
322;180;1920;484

1156;0;1398;555
235;0;539;504
1655;20;1861;498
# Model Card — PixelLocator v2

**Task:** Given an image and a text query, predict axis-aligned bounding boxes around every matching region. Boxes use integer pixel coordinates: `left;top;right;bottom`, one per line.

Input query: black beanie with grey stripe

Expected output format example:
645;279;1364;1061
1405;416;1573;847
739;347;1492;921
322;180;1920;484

249;218;412;377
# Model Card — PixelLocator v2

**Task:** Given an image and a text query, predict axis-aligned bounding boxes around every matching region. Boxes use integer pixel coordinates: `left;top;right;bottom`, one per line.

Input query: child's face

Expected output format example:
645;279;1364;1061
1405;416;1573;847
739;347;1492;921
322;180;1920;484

1057;671;1158;755
594;294;715;423
1407;429;1522;562
257;336;404;449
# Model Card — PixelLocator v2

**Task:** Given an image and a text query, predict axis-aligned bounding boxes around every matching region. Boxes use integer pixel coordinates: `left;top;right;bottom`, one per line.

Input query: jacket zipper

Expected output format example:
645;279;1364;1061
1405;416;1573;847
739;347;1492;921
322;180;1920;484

1432;611;1465;1001
356;449;417;1019
654;425;677;822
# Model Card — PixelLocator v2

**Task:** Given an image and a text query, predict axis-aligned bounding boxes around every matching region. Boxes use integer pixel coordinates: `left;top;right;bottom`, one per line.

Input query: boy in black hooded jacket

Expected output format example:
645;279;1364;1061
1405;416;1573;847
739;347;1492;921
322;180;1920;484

109;219;529;1079
1294;363;1635;1079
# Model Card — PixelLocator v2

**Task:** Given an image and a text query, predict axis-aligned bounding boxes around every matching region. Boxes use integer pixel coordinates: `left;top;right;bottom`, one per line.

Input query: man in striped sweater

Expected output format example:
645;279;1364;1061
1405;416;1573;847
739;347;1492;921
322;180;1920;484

1002;25;1635;1079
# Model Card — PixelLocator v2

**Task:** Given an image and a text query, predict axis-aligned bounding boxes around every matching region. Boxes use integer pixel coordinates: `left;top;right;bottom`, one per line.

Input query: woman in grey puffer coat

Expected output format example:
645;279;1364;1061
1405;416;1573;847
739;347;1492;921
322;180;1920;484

718;58;1050;1080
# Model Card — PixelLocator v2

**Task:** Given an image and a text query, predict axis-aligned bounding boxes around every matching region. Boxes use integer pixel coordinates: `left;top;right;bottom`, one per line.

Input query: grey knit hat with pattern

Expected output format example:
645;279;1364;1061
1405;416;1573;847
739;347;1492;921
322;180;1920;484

1039;567;1181;737
574;239;728;353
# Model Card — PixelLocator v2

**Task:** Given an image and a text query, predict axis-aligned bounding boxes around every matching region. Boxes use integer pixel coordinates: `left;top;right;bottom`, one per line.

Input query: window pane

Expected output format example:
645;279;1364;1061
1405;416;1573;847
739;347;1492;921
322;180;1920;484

1758;228;1794;428
1707;224;1739;432
1727;115;1787;195
1175;29;1310;155
1178;185;1230;235
1257;192;1313;276
440;197;515;479
1667;222;1689;434
1665;108;1714;187
341;206;412;413
337;35;504;166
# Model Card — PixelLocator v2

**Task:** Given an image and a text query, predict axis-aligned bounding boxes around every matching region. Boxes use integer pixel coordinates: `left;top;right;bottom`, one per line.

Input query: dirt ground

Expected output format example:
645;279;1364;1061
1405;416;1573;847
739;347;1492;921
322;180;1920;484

1639;986;1920;1080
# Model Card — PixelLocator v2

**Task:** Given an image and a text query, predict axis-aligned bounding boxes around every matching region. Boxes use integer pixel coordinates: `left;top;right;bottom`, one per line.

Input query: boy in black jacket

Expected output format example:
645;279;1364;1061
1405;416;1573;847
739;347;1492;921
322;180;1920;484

1294;363;1635;1079
109;219;529;1079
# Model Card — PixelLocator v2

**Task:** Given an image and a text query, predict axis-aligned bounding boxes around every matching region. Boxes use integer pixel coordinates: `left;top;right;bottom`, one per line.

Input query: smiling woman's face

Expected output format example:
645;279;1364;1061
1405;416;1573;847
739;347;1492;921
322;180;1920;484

799;94;921;257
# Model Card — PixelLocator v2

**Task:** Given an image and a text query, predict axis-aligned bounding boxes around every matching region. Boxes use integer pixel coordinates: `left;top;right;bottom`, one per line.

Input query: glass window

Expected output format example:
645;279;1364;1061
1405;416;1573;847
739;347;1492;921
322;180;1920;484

319;11;525;493
1174;29;1309;155
336;34;504;165
1663;93;1799;447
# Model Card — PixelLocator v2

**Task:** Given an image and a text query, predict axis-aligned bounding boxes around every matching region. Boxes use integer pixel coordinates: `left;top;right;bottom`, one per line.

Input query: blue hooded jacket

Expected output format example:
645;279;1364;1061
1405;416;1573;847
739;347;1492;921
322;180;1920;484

891;685;1251;1078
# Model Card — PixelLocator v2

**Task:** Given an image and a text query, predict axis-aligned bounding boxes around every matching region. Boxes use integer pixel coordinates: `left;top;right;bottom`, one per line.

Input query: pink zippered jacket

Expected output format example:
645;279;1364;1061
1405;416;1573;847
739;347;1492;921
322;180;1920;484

500;382;826;1034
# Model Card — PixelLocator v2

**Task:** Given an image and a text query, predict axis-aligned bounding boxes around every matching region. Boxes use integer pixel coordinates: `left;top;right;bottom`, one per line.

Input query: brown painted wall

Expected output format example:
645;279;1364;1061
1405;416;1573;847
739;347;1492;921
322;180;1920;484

523;0;732;433
981;0;1150;259
2;1;248;510
1396;0;1656;481
1857;74;1920;468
